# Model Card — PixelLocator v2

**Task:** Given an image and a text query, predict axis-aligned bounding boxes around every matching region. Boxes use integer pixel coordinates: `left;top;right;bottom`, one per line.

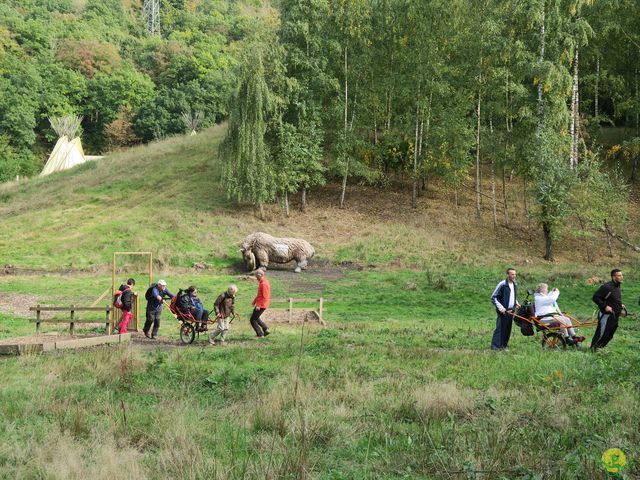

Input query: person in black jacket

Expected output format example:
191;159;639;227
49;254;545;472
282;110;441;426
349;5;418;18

143;279;174;339
177;286;210;331
591;269;625;351
115;278;136;334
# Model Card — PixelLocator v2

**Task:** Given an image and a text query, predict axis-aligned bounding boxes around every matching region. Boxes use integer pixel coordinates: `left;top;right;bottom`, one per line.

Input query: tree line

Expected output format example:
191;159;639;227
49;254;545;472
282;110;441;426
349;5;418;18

0;0;258;180
222;0;638;259
1;0;638;259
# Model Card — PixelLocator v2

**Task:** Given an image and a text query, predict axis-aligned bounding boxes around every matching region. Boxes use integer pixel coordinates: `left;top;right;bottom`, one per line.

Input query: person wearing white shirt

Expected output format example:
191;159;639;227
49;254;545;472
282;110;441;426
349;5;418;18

534;283;584;344
490;268;518;350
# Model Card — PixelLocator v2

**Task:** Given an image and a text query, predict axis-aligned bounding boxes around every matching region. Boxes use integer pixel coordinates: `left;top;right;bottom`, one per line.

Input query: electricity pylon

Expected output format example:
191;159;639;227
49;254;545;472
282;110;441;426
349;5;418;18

143;0;160;36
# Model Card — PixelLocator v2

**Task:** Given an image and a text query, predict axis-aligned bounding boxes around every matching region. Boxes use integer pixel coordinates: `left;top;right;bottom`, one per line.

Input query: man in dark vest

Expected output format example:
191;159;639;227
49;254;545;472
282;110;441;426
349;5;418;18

490;268;518;351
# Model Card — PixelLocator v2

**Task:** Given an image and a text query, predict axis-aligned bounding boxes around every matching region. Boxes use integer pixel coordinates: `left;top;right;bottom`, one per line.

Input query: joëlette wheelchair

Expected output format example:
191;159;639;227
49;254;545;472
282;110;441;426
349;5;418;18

165;295;238;345
510;290;598;350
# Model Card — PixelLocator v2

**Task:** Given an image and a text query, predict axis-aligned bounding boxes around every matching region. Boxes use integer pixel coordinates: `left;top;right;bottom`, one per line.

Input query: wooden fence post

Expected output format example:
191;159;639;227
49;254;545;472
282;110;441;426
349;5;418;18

319;297;324;323
70;305;75;336
106;306;112;335
36;305;41;335
288;298;293;324
133;293;138;332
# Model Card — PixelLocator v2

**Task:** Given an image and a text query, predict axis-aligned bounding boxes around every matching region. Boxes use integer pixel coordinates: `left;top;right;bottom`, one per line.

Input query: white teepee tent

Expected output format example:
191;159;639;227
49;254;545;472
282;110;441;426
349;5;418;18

41;116;88;176
40;136;87;176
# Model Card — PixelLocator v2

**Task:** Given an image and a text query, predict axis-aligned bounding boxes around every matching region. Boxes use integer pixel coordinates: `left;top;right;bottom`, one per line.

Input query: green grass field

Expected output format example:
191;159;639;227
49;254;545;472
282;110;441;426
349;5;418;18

0;129;639;479
1;265;638;479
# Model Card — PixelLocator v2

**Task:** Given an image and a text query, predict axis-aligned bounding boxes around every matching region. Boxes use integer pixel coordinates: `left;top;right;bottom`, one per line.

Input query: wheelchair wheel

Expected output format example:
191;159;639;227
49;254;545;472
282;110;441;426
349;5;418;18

179;323;195;344
541;332;566;350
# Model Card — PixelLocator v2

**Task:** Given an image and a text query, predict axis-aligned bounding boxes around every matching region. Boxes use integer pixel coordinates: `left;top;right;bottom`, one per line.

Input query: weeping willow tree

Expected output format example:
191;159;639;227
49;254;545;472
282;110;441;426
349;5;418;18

221;48;275;217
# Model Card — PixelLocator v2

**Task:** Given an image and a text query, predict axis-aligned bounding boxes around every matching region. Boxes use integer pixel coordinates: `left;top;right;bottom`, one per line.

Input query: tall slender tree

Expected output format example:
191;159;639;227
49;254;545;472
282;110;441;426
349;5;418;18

221;46;275;217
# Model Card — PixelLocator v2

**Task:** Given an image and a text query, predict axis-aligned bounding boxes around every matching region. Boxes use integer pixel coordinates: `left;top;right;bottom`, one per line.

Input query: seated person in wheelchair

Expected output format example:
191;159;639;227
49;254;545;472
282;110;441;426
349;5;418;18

534;283;585;344
177;286;210;331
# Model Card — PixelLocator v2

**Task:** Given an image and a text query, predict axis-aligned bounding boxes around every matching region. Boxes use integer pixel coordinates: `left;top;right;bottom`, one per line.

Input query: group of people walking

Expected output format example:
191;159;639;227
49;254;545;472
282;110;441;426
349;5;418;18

117;265;627;350
491;268;626;351
114;268;272;343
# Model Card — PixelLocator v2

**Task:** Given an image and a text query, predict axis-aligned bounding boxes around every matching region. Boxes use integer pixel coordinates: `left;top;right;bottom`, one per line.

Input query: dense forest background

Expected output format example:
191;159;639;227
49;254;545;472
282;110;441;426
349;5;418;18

2;0;640;259
0;0;259;177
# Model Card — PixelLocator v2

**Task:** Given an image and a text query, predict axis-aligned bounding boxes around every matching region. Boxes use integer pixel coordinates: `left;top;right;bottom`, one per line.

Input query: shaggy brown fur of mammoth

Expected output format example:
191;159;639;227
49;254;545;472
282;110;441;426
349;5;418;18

240;232;315;273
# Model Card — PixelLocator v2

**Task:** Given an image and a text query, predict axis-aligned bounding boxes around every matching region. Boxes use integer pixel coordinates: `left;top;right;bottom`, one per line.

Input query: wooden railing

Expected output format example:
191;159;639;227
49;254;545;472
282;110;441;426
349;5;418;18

270;297;325;324
29;305;114;335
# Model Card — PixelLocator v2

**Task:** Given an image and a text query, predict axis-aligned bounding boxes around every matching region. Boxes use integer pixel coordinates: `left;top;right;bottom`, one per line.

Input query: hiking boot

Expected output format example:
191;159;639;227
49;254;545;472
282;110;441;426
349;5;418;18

572;335;585;343
565;336;576;346
144;331;151;339
263;330;270;337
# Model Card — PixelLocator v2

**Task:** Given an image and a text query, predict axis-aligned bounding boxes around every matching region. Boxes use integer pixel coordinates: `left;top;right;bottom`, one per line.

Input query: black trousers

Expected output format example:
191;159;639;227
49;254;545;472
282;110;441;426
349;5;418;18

194;308;209;330
591;312;619;350
250;307;268;336
144;306;162;337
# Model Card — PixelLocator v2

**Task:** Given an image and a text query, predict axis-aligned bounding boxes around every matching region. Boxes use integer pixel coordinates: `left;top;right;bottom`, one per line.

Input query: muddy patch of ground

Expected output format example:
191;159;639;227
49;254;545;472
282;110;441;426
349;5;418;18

0;292;43;318
0;292;108;319
0;332;105;345
262;309;324;324
235;258;362;294
129;332;189;351
128;331;274;351
0;264;110;276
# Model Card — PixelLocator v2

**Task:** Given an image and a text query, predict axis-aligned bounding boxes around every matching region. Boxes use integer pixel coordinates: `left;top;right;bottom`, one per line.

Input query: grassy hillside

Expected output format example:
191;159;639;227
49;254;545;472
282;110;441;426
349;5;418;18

1;124;639;272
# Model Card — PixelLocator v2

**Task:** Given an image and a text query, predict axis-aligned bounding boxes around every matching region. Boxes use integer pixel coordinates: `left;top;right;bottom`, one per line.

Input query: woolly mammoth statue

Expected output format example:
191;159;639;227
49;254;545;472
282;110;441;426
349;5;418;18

240;232;315;273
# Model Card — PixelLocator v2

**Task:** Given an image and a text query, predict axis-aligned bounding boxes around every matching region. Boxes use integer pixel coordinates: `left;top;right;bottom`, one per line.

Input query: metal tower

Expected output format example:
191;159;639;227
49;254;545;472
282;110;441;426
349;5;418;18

143;0;160;36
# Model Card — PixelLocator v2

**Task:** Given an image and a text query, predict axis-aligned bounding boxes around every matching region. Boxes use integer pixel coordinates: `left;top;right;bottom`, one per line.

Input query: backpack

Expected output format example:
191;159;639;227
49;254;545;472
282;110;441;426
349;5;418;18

113;285;130;309
169;289;185;316
113;290;124;309
513;303;535;336
145;283;158;301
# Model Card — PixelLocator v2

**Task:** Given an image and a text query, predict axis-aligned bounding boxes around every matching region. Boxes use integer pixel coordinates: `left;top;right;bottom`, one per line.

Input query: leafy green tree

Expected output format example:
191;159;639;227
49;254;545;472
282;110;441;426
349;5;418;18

84;66;154;151
528;0;576;260
0;135;20;182
570;152;628;259
273;119;326;214
326;0;372;207
221;46;275;216
0;53;41;175
36;58;88;142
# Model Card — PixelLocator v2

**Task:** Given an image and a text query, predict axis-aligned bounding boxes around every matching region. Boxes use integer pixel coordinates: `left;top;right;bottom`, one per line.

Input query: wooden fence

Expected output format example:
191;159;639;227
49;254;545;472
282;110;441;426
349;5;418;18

29;305;114;335
270;297;325;325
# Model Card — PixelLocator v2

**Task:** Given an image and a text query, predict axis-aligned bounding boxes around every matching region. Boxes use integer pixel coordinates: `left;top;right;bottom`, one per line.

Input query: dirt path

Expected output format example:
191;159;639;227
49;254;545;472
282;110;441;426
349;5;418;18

0;292;42;318
129;331;269;351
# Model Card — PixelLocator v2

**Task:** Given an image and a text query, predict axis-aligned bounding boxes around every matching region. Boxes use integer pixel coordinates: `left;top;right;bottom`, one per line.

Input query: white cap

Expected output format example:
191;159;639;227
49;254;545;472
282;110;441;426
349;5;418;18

157;279;167;286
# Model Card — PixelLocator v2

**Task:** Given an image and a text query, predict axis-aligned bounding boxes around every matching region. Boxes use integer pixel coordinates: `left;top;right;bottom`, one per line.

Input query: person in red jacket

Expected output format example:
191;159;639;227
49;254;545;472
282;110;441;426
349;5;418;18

250;269;271;337
115;278;136;334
